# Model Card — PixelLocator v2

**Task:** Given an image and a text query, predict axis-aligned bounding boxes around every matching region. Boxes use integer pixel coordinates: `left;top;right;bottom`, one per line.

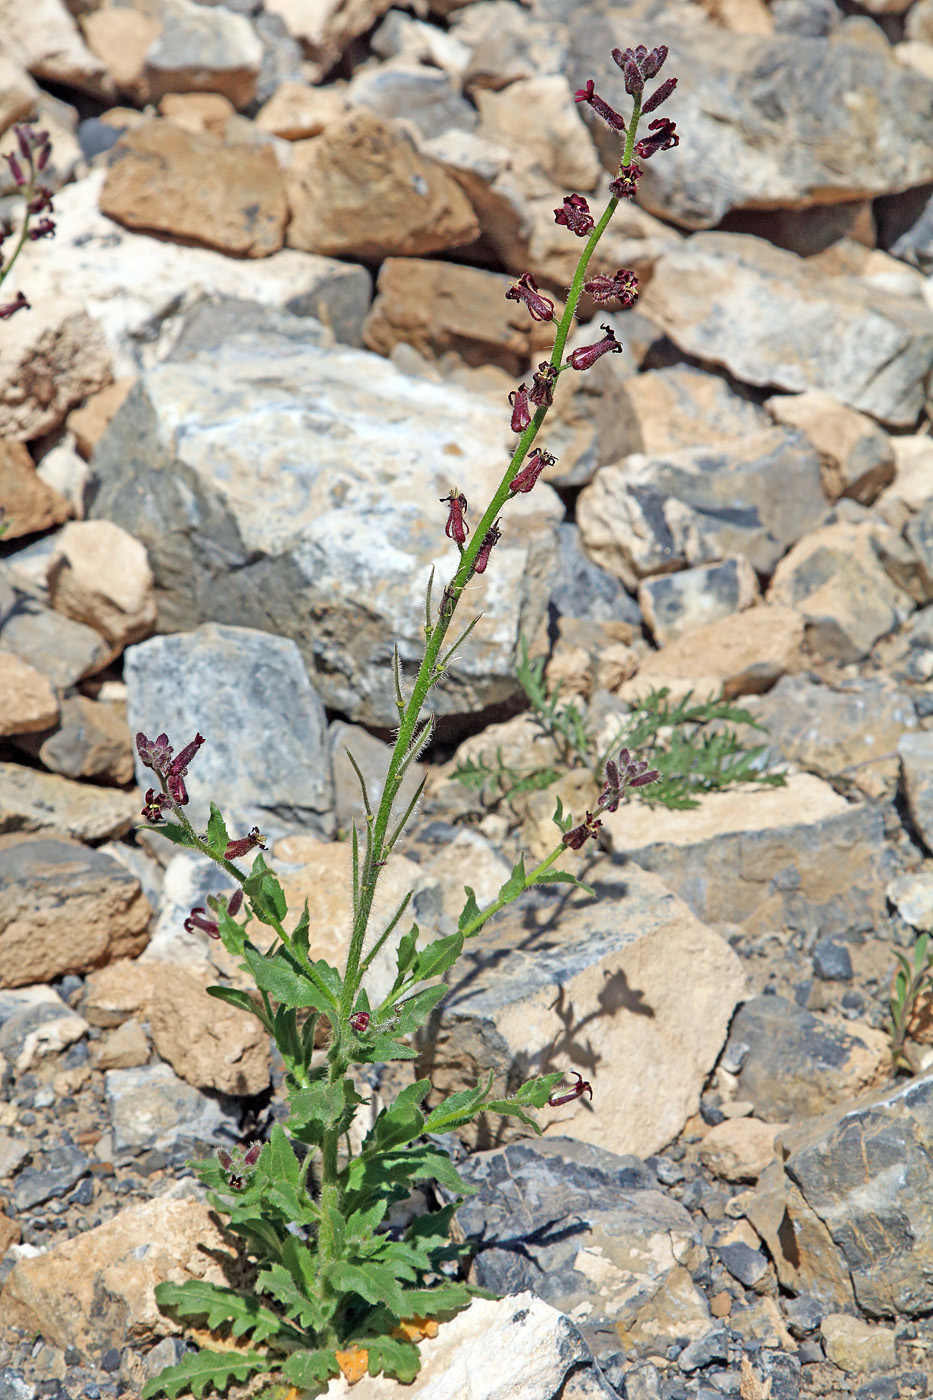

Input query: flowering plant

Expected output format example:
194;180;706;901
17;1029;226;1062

0;122;56;321
141;44;676;1400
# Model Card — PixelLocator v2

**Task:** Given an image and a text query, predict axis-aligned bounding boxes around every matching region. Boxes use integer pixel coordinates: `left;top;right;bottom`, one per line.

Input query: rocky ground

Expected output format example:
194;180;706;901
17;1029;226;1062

5;0;933;1395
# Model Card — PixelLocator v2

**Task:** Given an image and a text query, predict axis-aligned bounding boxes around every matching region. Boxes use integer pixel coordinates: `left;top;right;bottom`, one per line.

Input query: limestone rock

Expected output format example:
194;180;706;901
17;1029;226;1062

569;20;933;229
417;864;745;1158
66;380;136;461
91;1017;149;1071
821;1315;897;1373
576;429;825;591
0;1196;234;1351
0;0;110;94
0;984;89;1072
46;520;156;658
285;110;479;260
363;258;557;376
34;435;91;518
158;91;236;137
603;772;888;938
126;624;333;842
638;556;760;647
698;1117;785;1183
105;1060;238;1153
80;7;161;104
640;232;933;427
767;519;915;661
0;654;58;738
148;960;268;1095
255;79;347;139
0;51;39;132
16;693;135;786
100;118;286;258
84;956;156;1027
91;309;560;728
262;0;393;82
876;433;933;531
0;570;110;688
887;869;933;930
475;75;601;191
620;605;805;703
0;440;71;540
143;0;263;109
0;763;138;842
329;720;425;835
765;389;895;504
898;730;933;848
0;834;151;988
629;365;771;458
347;62;477;140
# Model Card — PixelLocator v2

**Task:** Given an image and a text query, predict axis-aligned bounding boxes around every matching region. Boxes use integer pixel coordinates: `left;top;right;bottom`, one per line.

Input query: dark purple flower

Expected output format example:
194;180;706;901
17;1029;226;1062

611;44;669;96
349;1011;371;1034
505;270;555;322
441;489;469;546
26;187;52;216
141;788;172;823
0;291;29;320
474;521;501;574
184;906;220;938
598;746;662;812
548;1071;593;1106
509;449;555;495
28;218;55;241
227;889;244;917
554;193;594;237
635;118;679;159
169;732;205;780
4;153;24;187
562;811;602;850
642;76;678;113
608;164;642;200
574;79;627;133
137;732;174;774
567;324;622;371
529;361;559;408
584;269;638;308
509;384;532;433
224;827;267;861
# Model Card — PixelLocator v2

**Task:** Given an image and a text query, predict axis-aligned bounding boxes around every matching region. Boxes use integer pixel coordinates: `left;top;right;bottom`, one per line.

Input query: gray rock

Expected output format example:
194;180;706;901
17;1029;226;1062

576;428;825;592
725;996;887;1124
898;730;933;849
783;1294;823;1337
105;1061;238;1153
677;1328;730;1372
772;0;840;35
0;570;108;689
252;12;305;107
638;556;759;647
13;694;135;787
329;720;424;835
89;310;560;727
0;1368;35;1400
812;937;853;982
125;624;334;843
144;0;264;109
11;1146;90;1211
346;63;478;139
640;233;933;427
550;523;641;627
455;1136;707;1359
905;499;933;602
568;21;933;230
890;189;933;275
717;1241;770;1289
629;364;771;459
0;1131;32;1181
0;995;77;1062
0;763;138;844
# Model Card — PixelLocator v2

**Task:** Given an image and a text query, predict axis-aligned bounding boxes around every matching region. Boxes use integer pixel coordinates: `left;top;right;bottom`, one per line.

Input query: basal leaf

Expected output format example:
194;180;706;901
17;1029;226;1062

364;1334;421;1383
281;1349;340;1389
140;1348;268;1400
325;1261;407;1316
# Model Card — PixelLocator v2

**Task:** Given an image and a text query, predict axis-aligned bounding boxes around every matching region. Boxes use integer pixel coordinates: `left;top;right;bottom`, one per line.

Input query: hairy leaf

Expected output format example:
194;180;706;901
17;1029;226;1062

140;1348;268;1400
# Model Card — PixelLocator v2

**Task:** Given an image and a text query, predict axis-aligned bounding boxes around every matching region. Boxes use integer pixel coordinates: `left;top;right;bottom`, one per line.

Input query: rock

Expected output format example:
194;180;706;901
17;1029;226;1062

418;864;745;1158
362;258;556;377
620;604;804;702
537;319;643;489
0;834;150;988
0;1130;31;1181
158;90;236;137
638;556;760;647
0;570;110;688
66;379;135;461
347;62;477;140
0;52;38;132
46;520;156;658
0;169;359;439
725;996;888;1122
765;390;896;505
717;1241;771;1290
640;232;933;427
0;763;138;843
105;1060;238;1154
603;773;889;939
419;827;512;921
83;958;155;1028
100;118;286;258
475;74;601;190
898;731;933;848
886;870;933;929
813;937;854;981
455;1138;710;1358
0;0;110;94
255;79;346;139
749;674;918;800
262;0;392;82
16;694;136;786
90;308;560;727
80;7;161;104
569;20;933;229
33;435;90;518
821;1316;897;1374
0;985;88;1073
329;720;425;835
147;960;268;1096
0;1196;235;1351
749;1069;933;1315
628;365;771;458
143;0;263;109
550;523;641;627
576;429;825;592
677;1328;731;1372
0;654;58;738
285;110;479;260
125;624;334;842
91;1017;149;1071
11;1145;90;1212
0;440;71;540
698;1118;785;1183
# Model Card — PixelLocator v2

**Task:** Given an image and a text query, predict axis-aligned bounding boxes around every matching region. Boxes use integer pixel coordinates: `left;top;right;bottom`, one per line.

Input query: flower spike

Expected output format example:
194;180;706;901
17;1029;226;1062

509;449;555;494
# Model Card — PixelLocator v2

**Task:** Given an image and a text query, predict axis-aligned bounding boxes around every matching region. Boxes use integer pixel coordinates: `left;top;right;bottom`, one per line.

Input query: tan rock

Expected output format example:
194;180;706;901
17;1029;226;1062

475;75;602;192
0;1209;21;1255
83;957;154;1027
821;1315;897;1374
143;0;263;109
19;693;135;786
699;1117;785;1183
0;834;151;988
92;1016;149;1071
620;604;805;703
363;258;558;377
0;653;58;737
255;80;347;140
285;110;478;260
701;0;774;33
148;960;268;1096
767;520;915;662
46;520;155;658
0;0;110;94
100;118;287;258
874;432;933;531
629;366;770;458
159;90;235;137
765;389;895;504
0;439;71;539
0;51;39;132
80;7;161;103
0;762;138;842
66;380;135;461
262;0;393;81
0;304;113;442
0;1196;234;1351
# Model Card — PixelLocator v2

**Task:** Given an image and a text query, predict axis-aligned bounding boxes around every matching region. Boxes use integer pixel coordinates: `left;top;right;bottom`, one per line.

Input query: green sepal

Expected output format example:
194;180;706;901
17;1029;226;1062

140;1348;268;1400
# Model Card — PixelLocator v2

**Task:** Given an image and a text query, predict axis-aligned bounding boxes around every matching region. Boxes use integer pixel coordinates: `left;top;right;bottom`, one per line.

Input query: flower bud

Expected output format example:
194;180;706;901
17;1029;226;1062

474;521;501;574
508;384;532;433
441;489;469;546
567;324;622;372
